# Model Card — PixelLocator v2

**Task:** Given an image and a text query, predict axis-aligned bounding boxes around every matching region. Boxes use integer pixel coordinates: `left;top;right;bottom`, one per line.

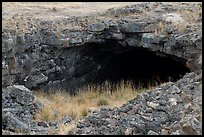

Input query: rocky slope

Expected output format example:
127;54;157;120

2;85;73;135
70;72;202;135
2;72;202;135
2;2;202;135
2;85;47;135
2;2;202;91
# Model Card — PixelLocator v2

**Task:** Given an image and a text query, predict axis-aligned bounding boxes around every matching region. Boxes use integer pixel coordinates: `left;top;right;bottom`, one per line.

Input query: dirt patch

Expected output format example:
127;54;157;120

2;2;141;20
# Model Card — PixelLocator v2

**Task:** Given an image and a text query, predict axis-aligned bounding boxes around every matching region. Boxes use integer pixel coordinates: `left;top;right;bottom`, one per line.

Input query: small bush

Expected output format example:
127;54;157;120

81;109;88;117
97;98;109;106
35;107;53;121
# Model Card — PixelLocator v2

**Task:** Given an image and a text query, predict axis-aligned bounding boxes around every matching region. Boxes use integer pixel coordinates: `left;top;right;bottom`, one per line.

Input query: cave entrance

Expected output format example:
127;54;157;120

80;40;191;90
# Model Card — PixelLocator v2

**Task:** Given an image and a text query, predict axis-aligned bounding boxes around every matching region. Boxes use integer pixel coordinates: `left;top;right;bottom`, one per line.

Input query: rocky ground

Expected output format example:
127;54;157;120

2;2;202;90
2;85;47;135
2;72;202;135
71;72;202;135
2;85;73;135
2;2;202;135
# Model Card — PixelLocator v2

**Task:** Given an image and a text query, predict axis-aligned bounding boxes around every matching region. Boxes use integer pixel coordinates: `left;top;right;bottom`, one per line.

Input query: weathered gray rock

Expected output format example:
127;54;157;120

16;35;25;47
4;38;15;53
69;37;83;45
2;68;9;76
126;38;140;47
2;112;30;133
88;23;106;32
71;71;202;135
24;33;35;50
2;129;23;135
147;101;159;109
119;22;145;33
38;121;49;128
24;73;48;89
2;85;53;135
59;116;72;125
86;33;106;43
154;7;165;12
24;75;36;89
33;73;48;85
2;75;16;86
8;85;35;105
40;30;62;46
161;128;170;135
141;33;156;43
47;80;63;91
147;130;159;135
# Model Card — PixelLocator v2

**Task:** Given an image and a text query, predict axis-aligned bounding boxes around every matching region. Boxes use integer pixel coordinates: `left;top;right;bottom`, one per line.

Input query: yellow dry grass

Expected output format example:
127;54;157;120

178;8;202;23
2;2;140;20
156;20;186;35
2;2;141;33
34;80;156;124
58;122;76;135
154;4;201;35
155;21;165;35
34;80;157;135
47;122;76;135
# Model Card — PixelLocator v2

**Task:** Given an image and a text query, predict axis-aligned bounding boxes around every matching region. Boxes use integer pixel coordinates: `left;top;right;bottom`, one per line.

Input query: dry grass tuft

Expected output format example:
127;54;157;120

178;9;202;22
155;7;201;34
57;122;76;135
156;21;165;35
156;20;186;34
34;80;158;124
47;122;77;135
97;98;109;106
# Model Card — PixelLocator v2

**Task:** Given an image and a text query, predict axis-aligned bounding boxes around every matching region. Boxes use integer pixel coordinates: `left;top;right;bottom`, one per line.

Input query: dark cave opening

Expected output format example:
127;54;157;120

81;41;191;90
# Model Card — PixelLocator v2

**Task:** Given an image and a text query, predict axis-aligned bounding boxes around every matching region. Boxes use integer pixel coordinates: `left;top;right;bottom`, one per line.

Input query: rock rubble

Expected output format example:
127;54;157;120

2;2;202;92
2;85;72;135
71;72;202;135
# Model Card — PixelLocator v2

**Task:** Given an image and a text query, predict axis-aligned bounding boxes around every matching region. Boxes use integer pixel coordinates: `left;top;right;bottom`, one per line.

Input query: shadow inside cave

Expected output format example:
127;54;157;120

47;40;191;95
79;41;191;92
